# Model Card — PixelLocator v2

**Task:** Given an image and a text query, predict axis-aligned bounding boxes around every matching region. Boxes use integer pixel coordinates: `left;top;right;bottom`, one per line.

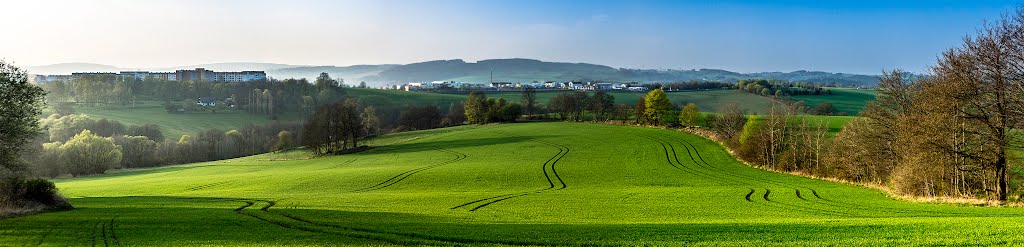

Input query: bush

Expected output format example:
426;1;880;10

21;179;59;205
0;176;71;211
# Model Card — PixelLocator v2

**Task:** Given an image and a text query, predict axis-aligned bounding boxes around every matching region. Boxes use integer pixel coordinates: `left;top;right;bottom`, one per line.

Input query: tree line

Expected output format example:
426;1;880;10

696;10;1024;202
822;10;1024;201
1;61;69;214
42;72;350;120
23;113;303;178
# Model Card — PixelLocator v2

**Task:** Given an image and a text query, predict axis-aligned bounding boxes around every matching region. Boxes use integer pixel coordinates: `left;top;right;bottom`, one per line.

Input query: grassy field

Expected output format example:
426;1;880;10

489;89;776;114
348;88;466;108
791;88;876;116
61;88;464;139
2;122;1023;246
69;102;297;140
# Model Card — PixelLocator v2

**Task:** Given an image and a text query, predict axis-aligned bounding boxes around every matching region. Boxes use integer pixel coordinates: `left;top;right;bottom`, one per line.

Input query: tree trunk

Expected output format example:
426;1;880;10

997;154;1008;201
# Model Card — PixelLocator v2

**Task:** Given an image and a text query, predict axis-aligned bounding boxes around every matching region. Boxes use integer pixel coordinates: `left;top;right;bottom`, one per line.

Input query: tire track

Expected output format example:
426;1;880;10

322;158;358;170
451;135;569;211
89;218;121;247
676;134;968;217
243;199;555;246
352;148;467;193
655;134;867;217
107;218;121;247
186;180;235;192
668;134;947;217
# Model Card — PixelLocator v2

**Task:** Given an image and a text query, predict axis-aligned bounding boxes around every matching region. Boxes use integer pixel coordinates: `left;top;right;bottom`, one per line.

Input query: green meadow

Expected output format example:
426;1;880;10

489;89;776;114
62;89;780;140
791;88;877;115
69;101;295;139
2;122;1023;246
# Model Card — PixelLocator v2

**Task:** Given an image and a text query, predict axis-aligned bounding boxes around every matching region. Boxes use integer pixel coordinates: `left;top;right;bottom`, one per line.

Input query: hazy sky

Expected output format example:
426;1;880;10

1;0;1019;74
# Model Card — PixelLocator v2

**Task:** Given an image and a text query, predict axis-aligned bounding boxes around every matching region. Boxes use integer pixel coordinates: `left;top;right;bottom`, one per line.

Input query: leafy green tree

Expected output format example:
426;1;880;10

0;61;46;176
36;142;64;178
464;91;488;124
273;131;293;151
643;89;672;125
127;124;165;142
60;130;122;177
679;103;703;127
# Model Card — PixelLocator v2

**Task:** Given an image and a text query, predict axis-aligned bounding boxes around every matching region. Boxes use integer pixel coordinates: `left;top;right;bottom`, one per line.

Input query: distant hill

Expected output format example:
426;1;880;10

27;58;881;87
26;63;122;74
159;62;302;72
268;64;399;83
366;59;880;87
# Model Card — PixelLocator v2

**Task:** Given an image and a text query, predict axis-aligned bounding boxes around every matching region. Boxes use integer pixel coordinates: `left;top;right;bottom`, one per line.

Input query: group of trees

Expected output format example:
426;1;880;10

25;113;302;177
464;92;523;124
1;61;68;212
819;11;1024;201
705;14;1024;201
301;96;473;155
302;99;366;155
43;72;353;120
547;91;617;122
735;80;830;97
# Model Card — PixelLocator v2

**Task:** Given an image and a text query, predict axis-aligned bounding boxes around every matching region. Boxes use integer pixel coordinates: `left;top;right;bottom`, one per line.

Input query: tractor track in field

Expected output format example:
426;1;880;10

352;148;467;193
323;158;358;170
650;133;851;216
186;180;235;192
233;199;559;246
451;134;569;212
90;218;121;247
656;132;868;217
667;136;875;215
670;136;931;216
647;134;758;186
658;138;740;184
649;136;700;177
655;132;963;217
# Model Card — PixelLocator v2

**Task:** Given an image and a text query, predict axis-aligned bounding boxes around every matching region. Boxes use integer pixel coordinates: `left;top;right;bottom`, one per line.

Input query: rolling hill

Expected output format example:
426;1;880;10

1;122;1022;245
26;59;881;87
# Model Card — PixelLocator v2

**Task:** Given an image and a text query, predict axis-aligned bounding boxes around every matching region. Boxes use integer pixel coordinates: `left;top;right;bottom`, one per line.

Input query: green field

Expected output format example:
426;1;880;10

2;122;1023;246
348;88;466;108
69;102;296;140
62;88;465;139
791;88;876;115
489;89;776;114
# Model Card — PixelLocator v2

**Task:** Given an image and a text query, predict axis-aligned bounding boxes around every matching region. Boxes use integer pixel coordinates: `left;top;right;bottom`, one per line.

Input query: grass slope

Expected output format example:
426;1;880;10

3;122;1023;246
791;88;876;115
70;102;295;139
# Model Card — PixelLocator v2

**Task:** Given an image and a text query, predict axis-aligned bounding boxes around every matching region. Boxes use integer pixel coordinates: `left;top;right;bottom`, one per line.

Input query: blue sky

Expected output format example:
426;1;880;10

2;0;1019;74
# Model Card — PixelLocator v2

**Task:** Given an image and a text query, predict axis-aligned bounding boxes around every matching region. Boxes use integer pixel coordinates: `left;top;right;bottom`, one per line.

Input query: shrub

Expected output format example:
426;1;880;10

21;179;59;205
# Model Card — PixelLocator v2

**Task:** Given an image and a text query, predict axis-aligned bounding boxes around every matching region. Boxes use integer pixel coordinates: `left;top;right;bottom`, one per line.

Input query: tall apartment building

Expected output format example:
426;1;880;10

173;68;267;82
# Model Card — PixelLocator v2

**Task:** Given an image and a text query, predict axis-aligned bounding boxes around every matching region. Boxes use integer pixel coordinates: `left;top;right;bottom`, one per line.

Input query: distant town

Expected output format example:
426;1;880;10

33;68;268;84
33;68;663;92
389;80;651;92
